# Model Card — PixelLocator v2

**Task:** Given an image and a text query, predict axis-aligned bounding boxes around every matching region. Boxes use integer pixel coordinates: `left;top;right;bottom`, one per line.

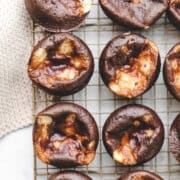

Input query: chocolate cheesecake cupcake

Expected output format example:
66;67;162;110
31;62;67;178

99;0;168;29
118;170;163;180
163;43;180;101
103;104;164;166
48;171;92;180
33;102;99;167
25;0;92;32
100;33;161;99
169;114;180;162
28;33;94;96
167;0;180;29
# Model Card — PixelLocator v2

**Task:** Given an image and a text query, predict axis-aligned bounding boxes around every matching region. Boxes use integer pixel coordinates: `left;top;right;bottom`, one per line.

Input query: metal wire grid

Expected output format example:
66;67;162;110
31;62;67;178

30;1;180;179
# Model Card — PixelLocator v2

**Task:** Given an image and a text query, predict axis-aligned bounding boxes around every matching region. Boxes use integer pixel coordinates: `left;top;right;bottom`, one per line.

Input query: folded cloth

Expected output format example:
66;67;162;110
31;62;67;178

0;0;32;138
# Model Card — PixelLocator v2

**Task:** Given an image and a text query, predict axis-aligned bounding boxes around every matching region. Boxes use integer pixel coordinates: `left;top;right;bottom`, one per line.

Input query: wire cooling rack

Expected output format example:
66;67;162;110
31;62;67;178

31;1;180;179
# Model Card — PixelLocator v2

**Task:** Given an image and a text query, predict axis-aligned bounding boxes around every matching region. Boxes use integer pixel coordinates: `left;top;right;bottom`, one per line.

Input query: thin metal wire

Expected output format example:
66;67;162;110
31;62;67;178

32;1;180;179
97;2;103;180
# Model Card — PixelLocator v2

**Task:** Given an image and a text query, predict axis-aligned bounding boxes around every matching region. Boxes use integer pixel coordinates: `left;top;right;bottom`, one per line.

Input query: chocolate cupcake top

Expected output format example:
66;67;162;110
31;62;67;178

169;114;180;162
48;171;92;180
99;0;168;29
28;33;94;96
167;0;180;29
33;102;99;167
118;170;163;180
100;33;160;99
103;104;164;166
25;0;92;32
163;43;180;101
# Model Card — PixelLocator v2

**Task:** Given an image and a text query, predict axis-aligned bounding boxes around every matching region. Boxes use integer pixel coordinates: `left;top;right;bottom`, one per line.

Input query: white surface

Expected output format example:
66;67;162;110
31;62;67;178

0;127;33;180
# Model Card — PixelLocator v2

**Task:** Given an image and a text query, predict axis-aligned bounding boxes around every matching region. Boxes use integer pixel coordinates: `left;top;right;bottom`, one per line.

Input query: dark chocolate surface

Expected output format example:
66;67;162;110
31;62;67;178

118;170;163;180
103;104;164;166
163;43;180;101
48;170;92;180
167;0;180;29
100;33;160;98
99;0;168;29
25;0;91;32
169;114;180;162
33;102;99;168
28;33;94;96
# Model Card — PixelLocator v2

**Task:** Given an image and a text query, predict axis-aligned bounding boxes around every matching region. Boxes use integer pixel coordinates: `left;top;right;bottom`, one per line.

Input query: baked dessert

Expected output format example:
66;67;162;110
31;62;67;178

163;43;180;101
118;170;163;180
167;0;180;29
25;0;92;32
48;170;92;180
99;0;168;29
103;104;164;166
28;33;94;96
169;114;180;162
33;102;99;167
99;33;161;99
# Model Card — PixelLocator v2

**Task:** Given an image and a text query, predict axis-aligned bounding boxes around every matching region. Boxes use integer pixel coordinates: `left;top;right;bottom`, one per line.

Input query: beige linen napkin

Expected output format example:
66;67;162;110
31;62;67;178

0;0;32;137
